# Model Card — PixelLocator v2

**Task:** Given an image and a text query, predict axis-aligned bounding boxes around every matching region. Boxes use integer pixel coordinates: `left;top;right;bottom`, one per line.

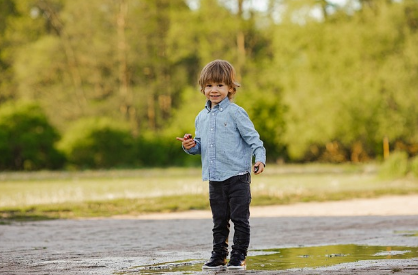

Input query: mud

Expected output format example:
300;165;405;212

1;197;418;274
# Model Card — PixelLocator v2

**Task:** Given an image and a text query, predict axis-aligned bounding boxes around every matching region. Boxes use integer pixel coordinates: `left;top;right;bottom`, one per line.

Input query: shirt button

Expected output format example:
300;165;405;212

220;108;223;111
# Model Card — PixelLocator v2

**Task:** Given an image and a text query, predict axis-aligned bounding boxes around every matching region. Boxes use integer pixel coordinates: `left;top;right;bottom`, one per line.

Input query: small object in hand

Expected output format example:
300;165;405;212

254;165;259;173
184;134;196;147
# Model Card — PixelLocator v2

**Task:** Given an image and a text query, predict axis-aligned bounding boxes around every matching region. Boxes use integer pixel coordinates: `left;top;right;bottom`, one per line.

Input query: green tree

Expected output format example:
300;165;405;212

58;117;136;169
270;0;418;161
2;0;418;166
0;0;55;103
12;0;197;135
0;0;17;103
0;101;64;170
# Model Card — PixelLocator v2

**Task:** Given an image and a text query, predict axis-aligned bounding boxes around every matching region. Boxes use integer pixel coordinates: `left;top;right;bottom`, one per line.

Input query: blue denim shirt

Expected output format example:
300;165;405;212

184;98;266;181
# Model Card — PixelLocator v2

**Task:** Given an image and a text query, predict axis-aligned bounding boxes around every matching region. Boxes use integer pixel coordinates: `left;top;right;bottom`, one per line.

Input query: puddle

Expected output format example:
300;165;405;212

121;245;418;274
248;245;418;271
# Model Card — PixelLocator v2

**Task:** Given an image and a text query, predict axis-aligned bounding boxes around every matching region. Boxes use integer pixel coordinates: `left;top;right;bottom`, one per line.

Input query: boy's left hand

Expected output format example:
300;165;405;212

254;162;265;175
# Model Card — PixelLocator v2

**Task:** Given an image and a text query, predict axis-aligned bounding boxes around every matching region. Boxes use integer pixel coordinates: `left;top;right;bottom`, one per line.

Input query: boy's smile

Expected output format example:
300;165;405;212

204;81;231;107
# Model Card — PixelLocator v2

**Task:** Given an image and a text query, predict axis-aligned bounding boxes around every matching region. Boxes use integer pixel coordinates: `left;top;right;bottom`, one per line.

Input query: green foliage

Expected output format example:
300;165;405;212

0;194;210;220
244;93;287;162
58;118;136;169
162;87;205;136
136;132;201;167
410;155;418;178
270;1;418;161
0;101;65;170
1;0;418;167
379;151;409;179
379;151;418;179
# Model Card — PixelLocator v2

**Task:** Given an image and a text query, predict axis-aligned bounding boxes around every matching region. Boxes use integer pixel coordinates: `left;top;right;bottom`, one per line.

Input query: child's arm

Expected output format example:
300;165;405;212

233;107;266;173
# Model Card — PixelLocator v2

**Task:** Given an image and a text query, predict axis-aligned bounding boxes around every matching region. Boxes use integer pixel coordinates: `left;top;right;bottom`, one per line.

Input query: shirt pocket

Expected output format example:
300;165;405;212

219;119;238;140
219;118;245;159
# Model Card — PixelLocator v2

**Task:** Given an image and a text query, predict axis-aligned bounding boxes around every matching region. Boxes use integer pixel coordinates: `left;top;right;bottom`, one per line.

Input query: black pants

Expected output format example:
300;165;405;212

209;173;251;257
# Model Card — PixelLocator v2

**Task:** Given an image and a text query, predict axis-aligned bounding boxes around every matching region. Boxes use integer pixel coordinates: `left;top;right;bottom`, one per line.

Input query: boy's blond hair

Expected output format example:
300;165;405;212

198;60;240;99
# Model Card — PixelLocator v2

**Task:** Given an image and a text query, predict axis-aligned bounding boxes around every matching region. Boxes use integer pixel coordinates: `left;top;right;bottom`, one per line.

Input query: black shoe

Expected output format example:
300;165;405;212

227;251;246;270
202;252;227;270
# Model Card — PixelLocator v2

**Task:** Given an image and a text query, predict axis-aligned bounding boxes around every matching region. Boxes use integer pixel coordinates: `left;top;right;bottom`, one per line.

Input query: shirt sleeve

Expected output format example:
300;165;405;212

183;114;201;155
233;106;266;165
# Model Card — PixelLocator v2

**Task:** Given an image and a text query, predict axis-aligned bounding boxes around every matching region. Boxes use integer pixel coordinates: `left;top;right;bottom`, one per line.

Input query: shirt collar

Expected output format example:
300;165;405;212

205;97;231;112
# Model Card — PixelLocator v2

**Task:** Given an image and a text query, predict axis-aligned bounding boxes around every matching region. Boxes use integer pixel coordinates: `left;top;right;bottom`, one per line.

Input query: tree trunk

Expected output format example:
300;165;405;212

236;0;245;81
117;0;137;135
38;1;87;113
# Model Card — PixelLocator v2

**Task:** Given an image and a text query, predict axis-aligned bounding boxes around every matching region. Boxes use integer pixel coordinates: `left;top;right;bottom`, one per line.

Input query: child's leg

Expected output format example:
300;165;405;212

209;180;230;258
229;173;251;256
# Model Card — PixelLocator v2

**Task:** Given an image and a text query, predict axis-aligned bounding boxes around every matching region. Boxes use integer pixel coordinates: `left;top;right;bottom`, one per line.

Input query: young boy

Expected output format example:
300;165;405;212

176;59;266;270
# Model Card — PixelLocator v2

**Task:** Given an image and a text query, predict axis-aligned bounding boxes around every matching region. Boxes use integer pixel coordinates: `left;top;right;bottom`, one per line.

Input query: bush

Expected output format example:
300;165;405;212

245;94;288;163
0;101;65;170
379;151;409;178
136;134;200;167
58;117;136;169
410;155;418;178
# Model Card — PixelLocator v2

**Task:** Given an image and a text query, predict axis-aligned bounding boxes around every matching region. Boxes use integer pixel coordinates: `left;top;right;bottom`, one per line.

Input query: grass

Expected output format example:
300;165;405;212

1;163;418;221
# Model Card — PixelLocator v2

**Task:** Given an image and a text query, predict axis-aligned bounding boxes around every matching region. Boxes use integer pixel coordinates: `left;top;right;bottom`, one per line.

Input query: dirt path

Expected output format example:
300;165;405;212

1;195;418;275
129;194;418;220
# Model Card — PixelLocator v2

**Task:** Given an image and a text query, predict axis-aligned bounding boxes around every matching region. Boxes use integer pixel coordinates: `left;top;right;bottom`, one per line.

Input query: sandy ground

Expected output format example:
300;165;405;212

1;195;418;275
131;195;418;220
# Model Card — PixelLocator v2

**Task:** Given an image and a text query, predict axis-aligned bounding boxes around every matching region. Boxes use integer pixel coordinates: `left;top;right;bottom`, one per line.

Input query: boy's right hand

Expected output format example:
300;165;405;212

176;134;196;150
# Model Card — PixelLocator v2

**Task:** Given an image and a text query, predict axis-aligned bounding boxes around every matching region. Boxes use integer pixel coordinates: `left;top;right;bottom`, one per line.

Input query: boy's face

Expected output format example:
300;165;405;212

204;81;231;107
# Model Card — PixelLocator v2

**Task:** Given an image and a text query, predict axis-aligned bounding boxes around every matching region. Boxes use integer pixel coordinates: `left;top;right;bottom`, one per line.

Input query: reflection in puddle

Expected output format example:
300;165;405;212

248;245;418;271
122;245;418;274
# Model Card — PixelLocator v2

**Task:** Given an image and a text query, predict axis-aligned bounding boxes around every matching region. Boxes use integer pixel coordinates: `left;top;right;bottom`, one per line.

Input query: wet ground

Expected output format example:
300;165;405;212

129;244;418;274
2;195;418;274
1;213;418;275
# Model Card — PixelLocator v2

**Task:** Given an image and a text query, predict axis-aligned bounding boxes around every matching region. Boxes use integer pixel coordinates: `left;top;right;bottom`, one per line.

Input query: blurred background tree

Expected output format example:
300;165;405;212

0;101;65;170
0;0;417;170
